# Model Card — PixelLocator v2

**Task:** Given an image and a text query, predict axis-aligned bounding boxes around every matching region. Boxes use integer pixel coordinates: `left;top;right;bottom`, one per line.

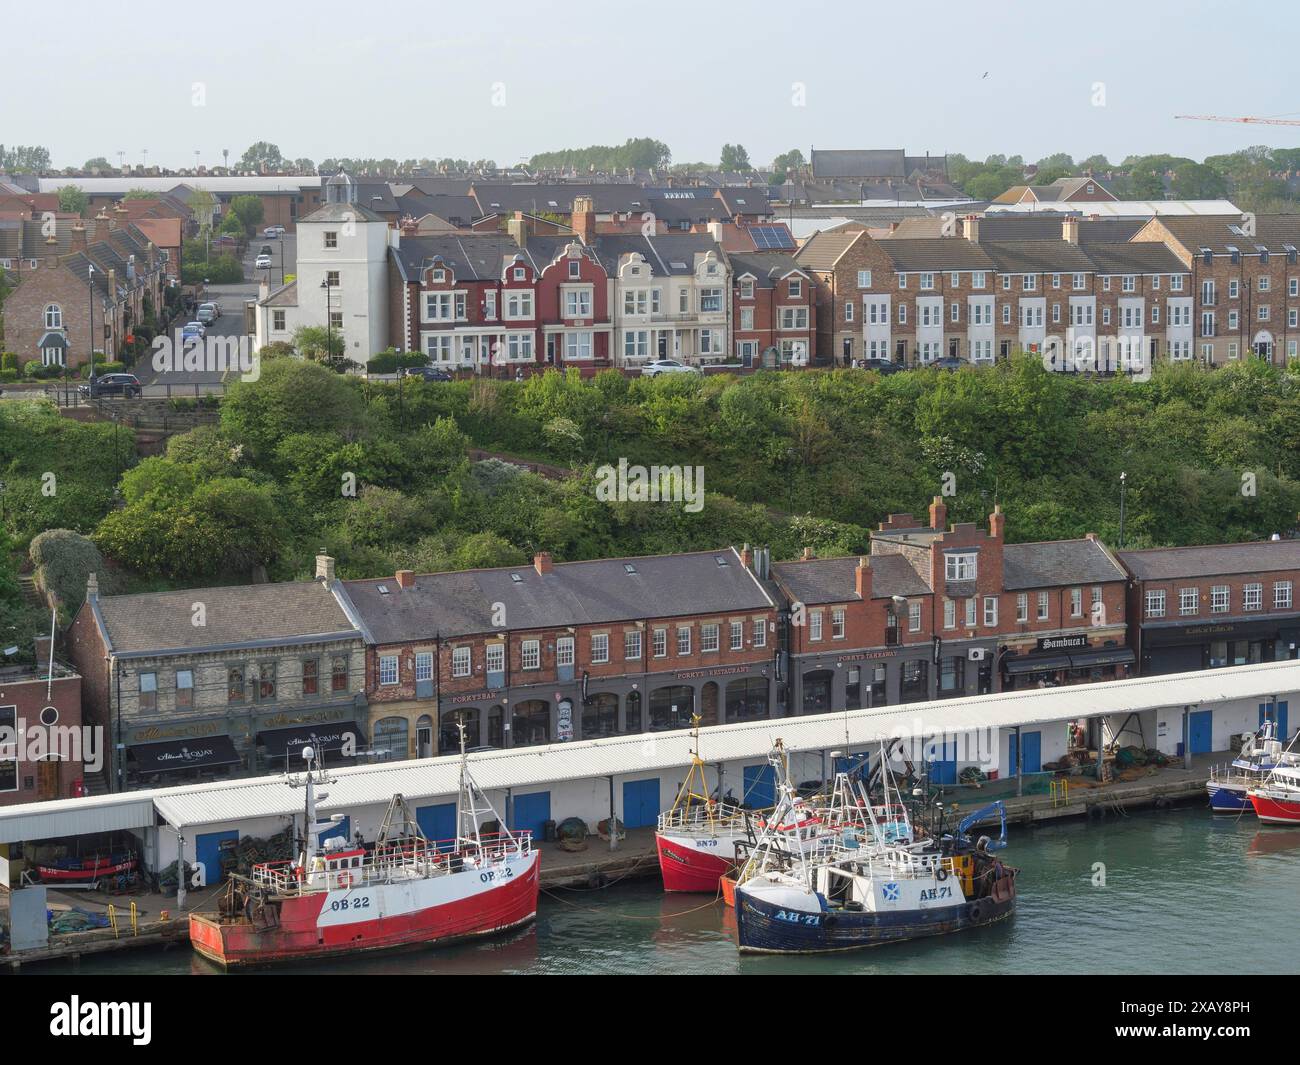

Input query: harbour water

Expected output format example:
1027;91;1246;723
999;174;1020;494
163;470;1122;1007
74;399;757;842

38;806;1300;975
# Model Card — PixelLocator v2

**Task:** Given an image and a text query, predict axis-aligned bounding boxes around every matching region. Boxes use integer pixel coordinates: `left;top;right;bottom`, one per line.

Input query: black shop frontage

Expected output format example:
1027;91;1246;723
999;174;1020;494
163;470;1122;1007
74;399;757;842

1000;633;1135;690
1136;616;1300;676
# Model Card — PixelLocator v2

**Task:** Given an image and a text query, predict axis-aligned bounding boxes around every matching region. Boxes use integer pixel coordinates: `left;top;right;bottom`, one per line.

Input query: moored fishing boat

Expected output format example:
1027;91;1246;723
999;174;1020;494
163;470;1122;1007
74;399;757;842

189;734;539;968
733;744;1017;953
1206;720;1295;813
36;851;138;885
1248;765;1300;825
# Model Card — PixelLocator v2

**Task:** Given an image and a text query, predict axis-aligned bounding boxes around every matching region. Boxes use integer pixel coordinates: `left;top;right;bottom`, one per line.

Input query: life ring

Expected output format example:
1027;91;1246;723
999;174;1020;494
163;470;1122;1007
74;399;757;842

967;901;985;923
935;866;949;882
337;871;354;889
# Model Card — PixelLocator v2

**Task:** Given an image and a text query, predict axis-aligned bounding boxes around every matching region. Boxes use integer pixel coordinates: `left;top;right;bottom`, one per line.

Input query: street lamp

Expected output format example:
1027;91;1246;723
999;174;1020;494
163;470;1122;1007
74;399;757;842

320;279;333;365
88;263;96;393
1118;471;1128;548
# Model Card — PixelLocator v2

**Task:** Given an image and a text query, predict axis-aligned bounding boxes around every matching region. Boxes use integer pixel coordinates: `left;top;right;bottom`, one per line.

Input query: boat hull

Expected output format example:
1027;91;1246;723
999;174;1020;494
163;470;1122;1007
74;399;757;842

38;856;137;882
655;831;743;893
1206;781;1252;813
1249;792;1300;825
189;851;540;968
735;880;1016;954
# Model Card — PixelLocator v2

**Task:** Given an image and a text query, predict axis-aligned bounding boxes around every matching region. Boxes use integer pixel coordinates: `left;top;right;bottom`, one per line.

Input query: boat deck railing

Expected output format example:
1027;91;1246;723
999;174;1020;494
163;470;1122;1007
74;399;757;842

657;802;750;832
248;832;532;895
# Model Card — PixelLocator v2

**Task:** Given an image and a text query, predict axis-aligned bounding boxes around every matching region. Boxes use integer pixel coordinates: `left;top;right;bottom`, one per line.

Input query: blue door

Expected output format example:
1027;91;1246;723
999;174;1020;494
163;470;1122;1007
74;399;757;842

742;763;776;808
195;829;239;887
512;791;551;840
317;815;350;847
1189;710;1214;755
1021;731;1042;774
1007;733;1018;775
622;778;660;829
416;802;457;850
1260;701;1290;740
927;741;957;786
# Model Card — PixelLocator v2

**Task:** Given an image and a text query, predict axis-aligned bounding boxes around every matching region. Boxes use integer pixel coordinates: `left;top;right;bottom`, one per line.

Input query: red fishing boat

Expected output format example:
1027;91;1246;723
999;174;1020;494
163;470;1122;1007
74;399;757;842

37;852;138;884
1249;766;1300;824
190;736;539;968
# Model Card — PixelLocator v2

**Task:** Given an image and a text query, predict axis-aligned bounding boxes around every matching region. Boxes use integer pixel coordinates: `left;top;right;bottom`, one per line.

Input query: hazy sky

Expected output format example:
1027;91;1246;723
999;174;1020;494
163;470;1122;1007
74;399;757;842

9;0;1298;171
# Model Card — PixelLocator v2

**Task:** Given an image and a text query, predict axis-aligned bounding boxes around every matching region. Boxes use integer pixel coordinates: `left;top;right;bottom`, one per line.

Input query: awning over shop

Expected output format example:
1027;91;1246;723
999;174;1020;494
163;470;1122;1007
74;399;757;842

130;735;241;774
1003;654;1073;675
1069;647;1136;669
257;721;363;761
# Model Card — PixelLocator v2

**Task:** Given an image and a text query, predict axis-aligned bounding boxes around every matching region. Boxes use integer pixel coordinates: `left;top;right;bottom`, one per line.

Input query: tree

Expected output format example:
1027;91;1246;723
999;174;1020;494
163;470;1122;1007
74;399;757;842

290;325;345;362
221;357;364;455
187;187;218;232
123;188;156;200
771;149;805;182
56;185;89;216
1171;161;1227;200
720;144;752;171
229;194;265;233
82;157;113;173
238;142;285;172
28;529;116;618
0;145;51;172
292;158;316;174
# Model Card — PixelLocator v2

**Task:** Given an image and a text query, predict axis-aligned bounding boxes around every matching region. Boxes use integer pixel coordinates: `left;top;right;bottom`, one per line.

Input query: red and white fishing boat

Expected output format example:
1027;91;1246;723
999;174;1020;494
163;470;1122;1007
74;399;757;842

36;851;137;884
1248;765;1300;825
190;735;539;968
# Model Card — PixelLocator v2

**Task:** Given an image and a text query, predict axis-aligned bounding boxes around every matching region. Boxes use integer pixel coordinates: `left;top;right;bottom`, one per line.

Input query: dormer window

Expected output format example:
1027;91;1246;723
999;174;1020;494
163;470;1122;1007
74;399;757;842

432;268;445;283
513;267;526;280
945;552;977;582
569;259;580;279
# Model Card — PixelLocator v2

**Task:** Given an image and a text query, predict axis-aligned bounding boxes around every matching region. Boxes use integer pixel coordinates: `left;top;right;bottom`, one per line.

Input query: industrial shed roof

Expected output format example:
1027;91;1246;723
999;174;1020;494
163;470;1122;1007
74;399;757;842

7;659;1300;840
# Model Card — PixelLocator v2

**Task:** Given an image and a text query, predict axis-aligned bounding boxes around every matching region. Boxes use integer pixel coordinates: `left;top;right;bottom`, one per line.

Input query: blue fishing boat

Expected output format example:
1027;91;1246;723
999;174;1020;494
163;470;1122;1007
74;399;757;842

1205;721;1296;814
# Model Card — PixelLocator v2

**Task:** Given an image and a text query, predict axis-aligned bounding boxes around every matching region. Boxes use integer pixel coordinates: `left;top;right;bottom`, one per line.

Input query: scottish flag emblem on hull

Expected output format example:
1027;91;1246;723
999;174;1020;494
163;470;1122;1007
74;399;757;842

882;882;900;901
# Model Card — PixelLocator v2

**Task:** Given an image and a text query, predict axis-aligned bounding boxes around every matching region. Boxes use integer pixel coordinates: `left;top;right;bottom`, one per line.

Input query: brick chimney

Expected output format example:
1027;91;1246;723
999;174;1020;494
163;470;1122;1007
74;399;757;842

534;551;553;575
989;504;1005;539
71;221;87;252
395;569;415;589
506;211;527;249
399;215;418;237
572;195;596;245
315;554;336;582
107;268;117;303
1062;216;1080;245
740;543;753;568
854;556;872;599
86;572;99;601
961;214;980;243
928;496;948;531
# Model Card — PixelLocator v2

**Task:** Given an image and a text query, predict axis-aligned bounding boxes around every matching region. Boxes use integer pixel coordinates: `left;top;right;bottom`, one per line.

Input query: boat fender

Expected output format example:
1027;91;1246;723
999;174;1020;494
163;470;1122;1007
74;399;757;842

338;871;354;889
967;901;984;923
935;867;949;882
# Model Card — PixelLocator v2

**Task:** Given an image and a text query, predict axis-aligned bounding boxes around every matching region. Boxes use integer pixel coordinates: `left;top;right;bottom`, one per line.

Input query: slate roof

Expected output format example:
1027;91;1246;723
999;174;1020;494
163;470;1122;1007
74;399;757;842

811;150;907;180
389;234;539;283
1083;241;1187;275
1002;539;1127;590
470;183;649;216
590;232;725;277
341;549;775;643
1149;215;1300;255
299;201;385;224
1118;540;1300;581
879;238;995;272
90;581;359;656
772;554;930;605
980;239;1097;274
715;187;772;217
726;251;805;286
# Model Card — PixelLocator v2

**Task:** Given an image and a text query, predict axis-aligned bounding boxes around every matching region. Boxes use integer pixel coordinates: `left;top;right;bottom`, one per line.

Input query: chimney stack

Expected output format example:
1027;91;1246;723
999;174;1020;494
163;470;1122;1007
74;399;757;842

572;195;596;245
534;551;553;575
86;572;99;601
740;543;753;569
315;553;336;582
929;496;948;531
855;556;871;599
1062;216;1080;245
395;569;415;590
507;211;527;249
961;215;980;243
989;504;1005;539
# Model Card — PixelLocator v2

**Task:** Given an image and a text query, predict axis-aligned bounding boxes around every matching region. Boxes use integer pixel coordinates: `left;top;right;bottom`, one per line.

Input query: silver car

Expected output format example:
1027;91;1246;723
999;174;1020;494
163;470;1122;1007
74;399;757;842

641;359;701;377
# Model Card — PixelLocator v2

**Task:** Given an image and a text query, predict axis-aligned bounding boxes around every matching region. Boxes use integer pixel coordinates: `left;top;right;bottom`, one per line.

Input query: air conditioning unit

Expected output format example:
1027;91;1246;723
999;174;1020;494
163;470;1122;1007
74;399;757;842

968;647;988;661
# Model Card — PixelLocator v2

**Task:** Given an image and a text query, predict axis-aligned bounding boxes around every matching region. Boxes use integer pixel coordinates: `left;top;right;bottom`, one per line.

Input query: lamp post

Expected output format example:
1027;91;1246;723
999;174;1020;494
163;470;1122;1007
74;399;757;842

320;279;333;365
88;263;96;393
1118;471;1128;548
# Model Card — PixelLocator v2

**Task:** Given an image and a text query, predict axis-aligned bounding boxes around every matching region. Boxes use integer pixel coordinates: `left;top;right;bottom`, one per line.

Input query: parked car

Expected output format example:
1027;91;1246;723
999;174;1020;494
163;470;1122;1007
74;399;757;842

402;366;453;382
640;359;701;377
182;322;206;345
929;356;968;371
263;225;286;238
78;373;142;399
196;306;217;325
258;245;273;258
198;301;220;319
859;358;902;375
255;255;273;270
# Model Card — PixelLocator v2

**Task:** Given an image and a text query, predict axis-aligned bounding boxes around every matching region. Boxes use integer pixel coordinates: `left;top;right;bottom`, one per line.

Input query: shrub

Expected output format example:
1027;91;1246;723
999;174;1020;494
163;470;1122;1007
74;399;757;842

1;352;18;372
28;529;116;617
366;350;428;374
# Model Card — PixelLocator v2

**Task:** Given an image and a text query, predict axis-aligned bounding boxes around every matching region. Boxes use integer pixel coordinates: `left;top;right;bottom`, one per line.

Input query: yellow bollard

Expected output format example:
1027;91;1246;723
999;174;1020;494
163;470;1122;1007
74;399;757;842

107;903;118;939
130;901;139;937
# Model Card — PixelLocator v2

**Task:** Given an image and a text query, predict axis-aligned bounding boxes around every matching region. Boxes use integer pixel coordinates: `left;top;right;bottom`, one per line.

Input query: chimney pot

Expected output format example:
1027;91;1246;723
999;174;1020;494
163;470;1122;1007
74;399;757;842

929;496;948;531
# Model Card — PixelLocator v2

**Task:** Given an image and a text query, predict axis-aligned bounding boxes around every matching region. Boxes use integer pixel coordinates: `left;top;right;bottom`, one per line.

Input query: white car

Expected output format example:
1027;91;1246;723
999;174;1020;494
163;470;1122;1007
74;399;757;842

640;359;701;377
255;255;273;270
263;225;286;238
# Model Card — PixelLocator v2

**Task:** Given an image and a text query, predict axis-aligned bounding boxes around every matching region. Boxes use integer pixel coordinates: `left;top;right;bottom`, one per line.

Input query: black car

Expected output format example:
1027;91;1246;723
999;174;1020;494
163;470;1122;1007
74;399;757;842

402;366;453;382
929;356;969;371
859;358;903;375
78;372;143;399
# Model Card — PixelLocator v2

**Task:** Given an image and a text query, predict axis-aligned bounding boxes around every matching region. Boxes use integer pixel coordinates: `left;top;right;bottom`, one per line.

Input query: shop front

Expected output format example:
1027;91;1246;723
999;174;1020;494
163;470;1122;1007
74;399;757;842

1001;634;1135;690
1138;617;1300;676
254;708;366;772
124;719;244;787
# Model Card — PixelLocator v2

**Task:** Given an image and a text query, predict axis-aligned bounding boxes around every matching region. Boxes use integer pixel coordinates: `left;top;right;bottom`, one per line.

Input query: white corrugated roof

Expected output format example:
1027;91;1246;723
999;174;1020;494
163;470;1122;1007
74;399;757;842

37;176;321;194
986;199;1241;218
0;793;156;845
5;658;1299;838
148;658;1300;829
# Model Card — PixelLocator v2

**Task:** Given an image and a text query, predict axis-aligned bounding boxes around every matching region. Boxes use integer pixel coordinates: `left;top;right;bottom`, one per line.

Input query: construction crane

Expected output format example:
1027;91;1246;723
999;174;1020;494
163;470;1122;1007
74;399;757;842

1176;114;1300;126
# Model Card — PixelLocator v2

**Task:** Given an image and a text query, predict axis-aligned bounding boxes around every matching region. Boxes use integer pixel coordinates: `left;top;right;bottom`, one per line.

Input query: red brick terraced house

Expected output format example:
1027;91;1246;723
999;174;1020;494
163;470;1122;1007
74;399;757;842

770;499;1130;714
727;251;816;369
0;659;84;806
338;548;779;756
